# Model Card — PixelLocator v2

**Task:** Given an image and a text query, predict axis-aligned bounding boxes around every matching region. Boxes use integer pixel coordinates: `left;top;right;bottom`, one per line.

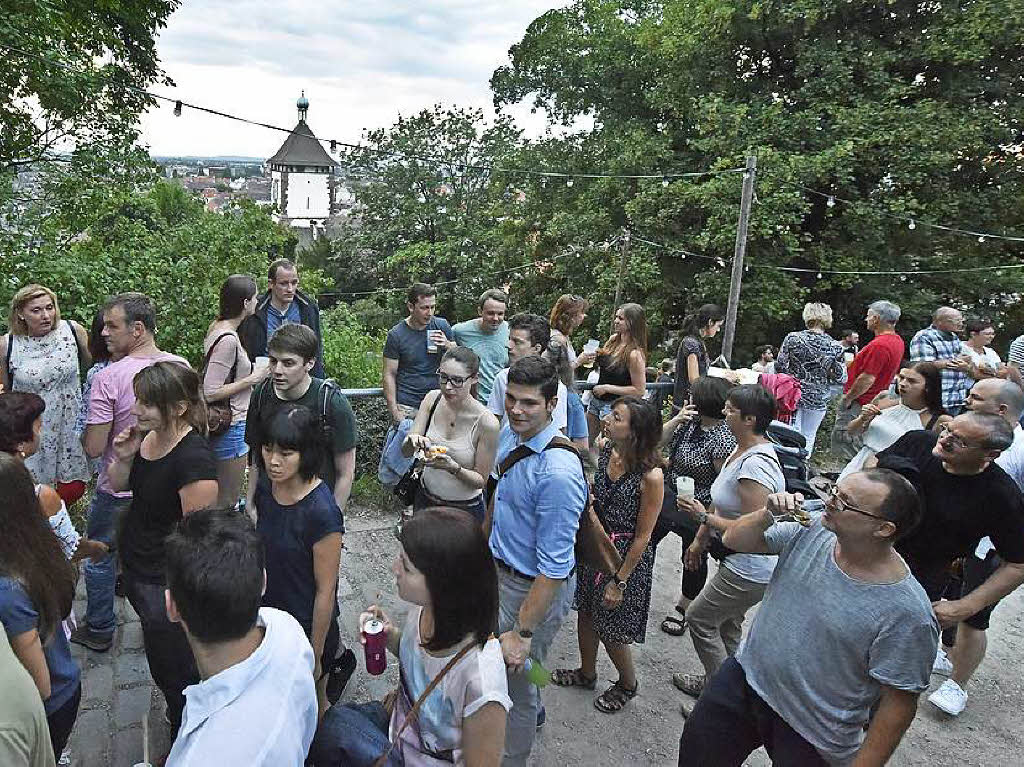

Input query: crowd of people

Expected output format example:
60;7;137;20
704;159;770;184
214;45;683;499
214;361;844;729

2;262;1024;766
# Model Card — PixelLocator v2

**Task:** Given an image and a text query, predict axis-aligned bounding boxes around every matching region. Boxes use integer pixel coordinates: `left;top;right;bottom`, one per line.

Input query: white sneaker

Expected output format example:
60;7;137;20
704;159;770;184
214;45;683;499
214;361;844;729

929;679;968;716
932;647;953;676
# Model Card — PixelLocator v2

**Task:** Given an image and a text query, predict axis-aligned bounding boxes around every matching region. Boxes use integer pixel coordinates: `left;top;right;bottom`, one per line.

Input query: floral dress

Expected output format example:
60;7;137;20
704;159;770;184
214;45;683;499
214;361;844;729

8;321;90;485
573;445;656;645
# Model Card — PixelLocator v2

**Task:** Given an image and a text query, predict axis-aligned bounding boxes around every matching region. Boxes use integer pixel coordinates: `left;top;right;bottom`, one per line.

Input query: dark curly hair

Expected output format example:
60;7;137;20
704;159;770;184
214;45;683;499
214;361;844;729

609;396;666;474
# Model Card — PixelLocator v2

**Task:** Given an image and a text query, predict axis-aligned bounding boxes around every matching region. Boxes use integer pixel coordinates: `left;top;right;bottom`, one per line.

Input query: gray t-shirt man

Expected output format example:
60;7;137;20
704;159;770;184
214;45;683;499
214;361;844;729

736;519;939;765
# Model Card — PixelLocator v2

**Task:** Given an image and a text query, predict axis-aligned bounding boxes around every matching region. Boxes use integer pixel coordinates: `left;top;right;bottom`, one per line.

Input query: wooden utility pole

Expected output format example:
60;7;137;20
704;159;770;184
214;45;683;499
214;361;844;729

613;229;631;312
721;155;757;364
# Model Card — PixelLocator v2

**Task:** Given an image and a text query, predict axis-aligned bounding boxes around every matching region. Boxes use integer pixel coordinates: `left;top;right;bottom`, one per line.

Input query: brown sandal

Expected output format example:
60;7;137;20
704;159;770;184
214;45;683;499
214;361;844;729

594;680;639;713
551;668;597;689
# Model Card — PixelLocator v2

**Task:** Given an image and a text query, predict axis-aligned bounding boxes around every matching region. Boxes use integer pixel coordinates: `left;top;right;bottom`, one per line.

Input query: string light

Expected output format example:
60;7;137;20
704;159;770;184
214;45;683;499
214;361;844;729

662;178;670;187
826;196;835;208
566;179;574;187
173;100;182;117
909;219;916;230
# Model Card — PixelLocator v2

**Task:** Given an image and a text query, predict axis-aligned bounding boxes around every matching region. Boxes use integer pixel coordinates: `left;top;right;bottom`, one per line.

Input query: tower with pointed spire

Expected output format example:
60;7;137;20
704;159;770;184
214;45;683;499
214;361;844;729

267;91;338;242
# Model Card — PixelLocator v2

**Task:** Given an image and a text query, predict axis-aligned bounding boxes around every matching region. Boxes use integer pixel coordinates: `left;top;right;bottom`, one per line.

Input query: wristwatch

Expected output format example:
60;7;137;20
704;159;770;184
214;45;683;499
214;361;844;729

517;626;534;639
696;509;709;526
612;573;627;591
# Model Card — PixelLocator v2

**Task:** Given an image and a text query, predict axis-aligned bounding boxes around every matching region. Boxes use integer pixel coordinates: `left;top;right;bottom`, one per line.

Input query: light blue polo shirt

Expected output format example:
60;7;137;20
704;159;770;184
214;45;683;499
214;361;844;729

489;421;588;579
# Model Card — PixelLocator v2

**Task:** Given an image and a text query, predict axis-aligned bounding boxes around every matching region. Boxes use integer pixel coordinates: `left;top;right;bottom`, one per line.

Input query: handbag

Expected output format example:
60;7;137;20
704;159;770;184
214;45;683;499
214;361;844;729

372;639;477;767
493;436;623;577
201;332;239;438
392;394;442;506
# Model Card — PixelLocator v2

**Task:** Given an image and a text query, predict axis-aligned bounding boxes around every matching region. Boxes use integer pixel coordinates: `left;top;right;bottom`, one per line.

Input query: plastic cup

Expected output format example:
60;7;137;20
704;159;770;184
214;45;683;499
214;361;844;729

254;356;269;370
676;476;695;500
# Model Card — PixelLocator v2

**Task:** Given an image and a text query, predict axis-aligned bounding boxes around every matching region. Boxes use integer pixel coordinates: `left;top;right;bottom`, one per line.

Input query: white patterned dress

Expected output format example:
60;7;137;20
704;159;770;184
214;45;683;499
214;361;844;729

8;321;90;485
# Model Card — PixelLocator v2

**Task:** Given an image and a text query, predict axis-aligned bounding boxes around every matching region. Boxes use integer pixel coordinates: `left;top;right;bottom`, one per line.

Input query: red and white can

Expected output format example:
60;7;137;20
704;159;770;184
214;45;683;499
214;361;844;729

362;618;388;676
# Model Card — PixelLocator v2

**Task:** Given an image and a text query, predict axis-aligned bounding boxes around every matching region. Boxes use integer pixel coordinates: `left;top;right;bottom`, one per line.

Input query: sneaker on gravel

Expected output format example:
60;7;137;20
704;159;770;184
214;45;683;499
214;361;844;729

929;679;968;716
69;626;113;652
932;647;953;676
672;672;705;698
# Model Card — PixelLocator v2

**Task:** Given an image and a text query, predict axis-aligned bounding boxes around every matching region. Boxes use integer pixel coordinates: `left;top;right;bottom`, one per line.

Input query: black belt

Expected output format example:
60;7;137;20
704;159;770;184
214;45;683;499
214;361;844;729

495;558;535;582
494;558;576;582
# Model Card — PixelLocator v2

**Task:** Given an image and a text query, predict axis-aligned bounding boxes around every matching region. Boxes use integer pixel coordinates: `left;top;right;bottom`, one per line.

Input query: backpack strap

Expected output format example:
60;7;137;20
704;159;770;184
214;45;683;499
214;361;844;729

4;333;13;387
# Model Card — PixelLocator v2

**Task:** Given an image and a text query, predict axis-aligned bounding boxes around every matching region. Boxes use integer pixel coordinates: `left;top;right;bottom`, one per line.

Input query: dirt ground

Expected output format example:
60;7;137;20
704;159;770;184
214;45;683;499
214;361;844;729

338;500;1024;767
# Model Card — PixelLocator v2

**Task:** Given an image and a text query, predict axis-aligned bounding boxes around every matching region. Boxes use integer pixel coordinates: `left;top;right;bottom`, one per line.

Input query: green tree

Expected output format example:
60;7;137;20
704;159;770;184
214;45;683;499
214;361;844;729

1;0;179;167
493;0;1024;361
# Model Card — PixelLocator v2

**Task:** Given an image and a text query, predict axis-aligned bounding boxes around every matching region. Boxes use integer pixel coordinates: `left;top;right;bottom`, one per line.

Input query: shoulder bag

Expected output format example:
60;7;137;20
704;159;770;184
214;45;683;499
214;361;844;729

201;332;239;438
392;394;442;506
493;436;622;577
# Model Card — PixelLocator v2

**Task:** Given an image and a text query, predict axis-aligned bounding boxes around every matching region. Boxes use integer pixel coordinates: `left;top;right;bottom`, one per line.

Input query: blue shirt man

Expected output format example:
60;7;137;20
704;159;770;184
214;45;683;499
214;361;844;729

909;306;969;413
485;356;586;767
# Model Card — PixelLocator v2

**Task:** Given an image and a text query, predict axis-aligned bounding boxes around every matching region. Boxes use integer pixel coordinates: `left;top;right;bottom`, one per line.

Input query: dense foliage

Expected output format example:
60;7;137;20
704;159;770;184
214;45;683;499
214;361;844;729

1;0;179;167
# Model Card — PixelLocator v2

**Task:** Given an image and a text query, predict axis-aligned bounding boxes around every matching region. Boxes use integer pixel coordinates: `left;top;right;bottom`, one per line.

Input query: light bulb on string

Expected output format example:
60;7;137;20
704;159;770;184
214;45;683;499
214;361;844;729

716;258;725;268
978;235;986;243
330;140;337;153
566;178;574;188
817;271;823;279
662;177;670;187
826;196;835;208
908;219;916;230
173;100;182;117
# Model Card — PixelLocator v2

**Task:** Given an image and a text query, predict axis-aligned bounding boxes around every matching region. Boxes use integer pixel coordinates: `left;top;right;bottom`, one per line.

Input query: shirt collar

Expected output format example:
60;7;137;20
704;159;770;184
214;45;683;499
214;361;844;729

517;419;562;453
177;610;276;738
268;301;295;319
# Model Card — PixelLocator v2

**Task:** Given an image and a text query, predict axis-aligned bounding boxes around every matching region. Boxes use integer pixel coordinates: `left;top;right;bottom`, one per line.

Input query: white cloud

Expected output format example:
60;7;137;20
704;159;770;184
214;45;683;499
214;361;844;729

139;0;565;157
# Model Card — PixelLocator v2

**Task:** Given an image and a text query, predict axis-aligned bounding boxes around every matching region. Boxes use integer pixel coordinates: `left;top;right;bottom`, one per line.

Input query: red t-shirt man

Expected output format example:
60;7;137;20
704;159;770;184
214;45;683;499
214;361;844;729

842;332;905;405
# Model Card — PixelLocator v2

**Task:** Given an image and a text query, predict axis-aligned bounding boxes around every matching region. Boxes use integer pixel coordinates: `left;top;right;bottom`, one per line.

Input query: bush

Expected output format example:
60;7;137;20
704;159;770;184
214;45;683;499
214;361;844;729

321;303;385;388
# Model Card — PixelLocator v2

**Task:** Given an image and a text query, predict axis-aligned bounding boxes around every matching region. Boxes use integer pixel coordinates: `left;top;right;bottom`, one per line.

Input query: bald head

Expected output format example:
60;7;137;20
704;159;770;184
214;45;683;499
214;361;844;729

967;378;1024;424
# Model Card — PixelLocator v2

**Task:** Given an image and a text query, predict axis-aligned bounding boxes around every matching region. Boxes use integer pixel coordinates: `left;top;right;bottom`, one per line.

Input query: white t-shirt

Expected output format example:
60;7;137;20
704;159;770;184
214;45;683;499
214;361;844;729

963;345;1001;381
711;443;786;584
167;608;317;767
392;607;511;766
486;367;568;431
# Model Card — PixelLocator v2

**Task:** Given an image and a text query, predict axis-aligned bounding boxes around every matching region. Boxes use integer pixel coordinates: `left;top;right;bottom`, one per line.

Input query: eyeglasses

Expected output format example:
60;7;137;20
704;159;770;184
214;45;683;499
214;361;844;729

938;424;982;451
825;486;889;522
438;372;469;389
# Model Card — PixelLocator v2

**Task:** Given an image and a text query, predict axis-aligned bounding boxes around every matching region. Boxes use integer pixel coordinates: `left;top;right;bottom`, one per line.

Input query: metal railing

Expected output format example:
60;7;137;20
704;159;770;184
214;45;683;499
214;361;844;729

335;381;675;398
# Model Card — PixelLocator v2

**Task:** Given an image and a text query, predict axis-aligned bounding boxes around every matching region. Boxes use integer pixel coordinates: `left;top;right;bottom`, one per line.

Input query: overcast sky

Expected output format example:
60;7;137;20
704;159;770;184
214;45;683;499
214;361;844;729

139;0;563;158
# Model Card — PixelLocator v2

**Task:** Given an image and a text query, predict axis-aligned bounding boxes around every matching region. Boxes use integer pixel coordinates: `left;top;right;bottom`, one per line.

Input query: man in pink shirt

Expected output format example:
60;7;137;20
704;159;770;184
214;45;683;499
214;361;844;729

72;293;188;652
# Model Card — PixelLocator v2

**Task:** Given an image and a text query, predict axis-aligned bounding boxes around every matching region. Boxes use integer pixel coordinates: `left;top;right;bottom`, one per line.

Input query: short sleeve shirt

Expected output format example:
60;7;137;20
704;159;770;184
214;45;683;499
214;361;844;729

737;520;938;764
844;334;905;405
451;320;509;402
122;430;217;582
392;607;511;767
384;318;454;408
256;482;344;636
711;444;786;583
87;353;190;496
1008;335;1024;367
673;335;708;407
909;326;969;409
877;430;1024;576
0;576;81;716
245;378;357;492
666;420;736;506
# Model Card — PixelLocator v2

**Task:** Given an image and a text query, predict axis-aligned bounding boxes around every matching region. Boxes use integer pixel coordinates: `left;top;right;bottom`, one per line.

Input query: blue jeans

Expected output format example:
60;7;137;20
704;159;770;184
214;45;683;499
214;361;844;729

83;491;130;637
310;701;399;767
497;568;575;767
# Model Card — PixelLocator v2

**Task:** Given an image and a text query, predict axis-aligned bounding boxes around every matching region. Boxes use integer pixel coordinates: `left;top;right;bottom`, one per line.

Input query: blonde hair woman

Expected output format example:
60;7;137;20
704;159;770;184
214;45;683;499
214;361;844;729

774;302;847;449
1;285;90;500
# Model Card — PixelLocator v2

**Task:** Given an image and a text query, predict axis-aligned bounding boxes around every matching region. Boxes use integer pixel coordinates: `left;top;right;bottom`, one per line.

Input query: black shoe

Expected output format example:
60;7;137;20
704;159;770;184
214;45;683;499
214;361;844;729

69;626;113;652
536;705;546;728
326;648;357;704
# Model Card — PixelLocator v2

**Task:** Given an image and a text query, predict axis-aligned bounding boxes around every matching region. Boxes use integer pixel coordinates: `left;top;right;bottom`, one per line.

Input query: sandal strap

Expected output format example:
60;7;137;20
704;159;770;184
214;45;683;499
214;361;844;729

596;680;638;710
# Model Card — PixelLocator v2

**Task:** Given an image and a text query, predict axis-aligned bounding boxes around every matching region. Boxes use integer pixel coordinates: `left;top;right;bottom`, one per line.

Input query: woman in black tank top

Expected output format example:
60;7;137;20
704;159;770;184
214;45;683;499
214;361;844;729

587;303;648;447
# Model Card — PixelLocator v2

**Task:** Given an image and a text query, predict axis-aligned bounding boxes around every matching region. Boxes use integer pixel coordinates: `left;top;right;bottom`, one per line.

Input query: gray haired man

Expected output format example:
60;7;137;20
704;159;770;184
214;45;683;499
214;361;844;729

831;300;904;461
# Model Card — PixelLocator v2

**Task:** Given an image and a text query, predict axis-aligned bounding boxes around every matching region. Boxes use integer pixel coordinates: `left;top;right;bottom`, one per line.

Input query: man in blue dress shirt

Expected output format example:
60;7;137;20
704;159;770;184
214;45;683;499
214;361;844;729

484;355;588;767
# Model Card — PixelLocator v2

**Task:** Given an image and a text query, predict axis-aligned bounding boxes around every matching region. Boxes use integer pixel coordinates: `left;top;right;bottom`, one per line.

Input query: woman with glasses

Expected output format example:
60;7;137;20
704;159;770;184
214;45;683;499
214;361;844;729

839;362;950;480
403;347;499;522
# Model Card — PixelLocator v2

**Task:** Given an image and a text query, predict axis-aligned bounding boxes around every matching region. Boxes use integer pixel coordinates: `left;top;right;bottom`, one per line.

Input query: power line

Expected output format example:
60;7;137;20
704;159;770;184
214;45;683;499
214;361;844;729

0;42;744;182
768;176;1024;244
316;241;614;298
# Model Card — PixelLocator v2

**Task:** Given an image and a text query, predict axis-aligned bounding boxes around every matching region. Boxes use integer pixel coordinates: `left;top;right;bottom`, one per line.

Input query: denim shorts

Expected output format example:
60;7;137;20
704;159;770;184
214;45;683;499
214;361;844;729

210;420;248;460
586;396;614;418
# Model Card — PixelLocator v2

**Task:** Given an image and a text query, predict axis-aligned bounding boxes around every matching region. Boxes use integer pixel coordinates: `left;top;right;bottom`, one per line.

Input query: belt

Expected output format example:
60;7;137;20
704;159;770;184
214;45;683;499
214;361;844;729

494;559;577;582
495;558;535;582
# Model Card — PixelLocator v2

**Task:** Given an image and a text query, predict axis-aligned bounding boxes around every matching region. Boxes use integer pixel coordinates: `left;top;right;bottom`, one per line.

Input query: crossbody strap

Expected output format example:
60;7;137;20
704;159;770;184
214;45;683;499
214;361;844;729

202;332;239;385
372;639;478;767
